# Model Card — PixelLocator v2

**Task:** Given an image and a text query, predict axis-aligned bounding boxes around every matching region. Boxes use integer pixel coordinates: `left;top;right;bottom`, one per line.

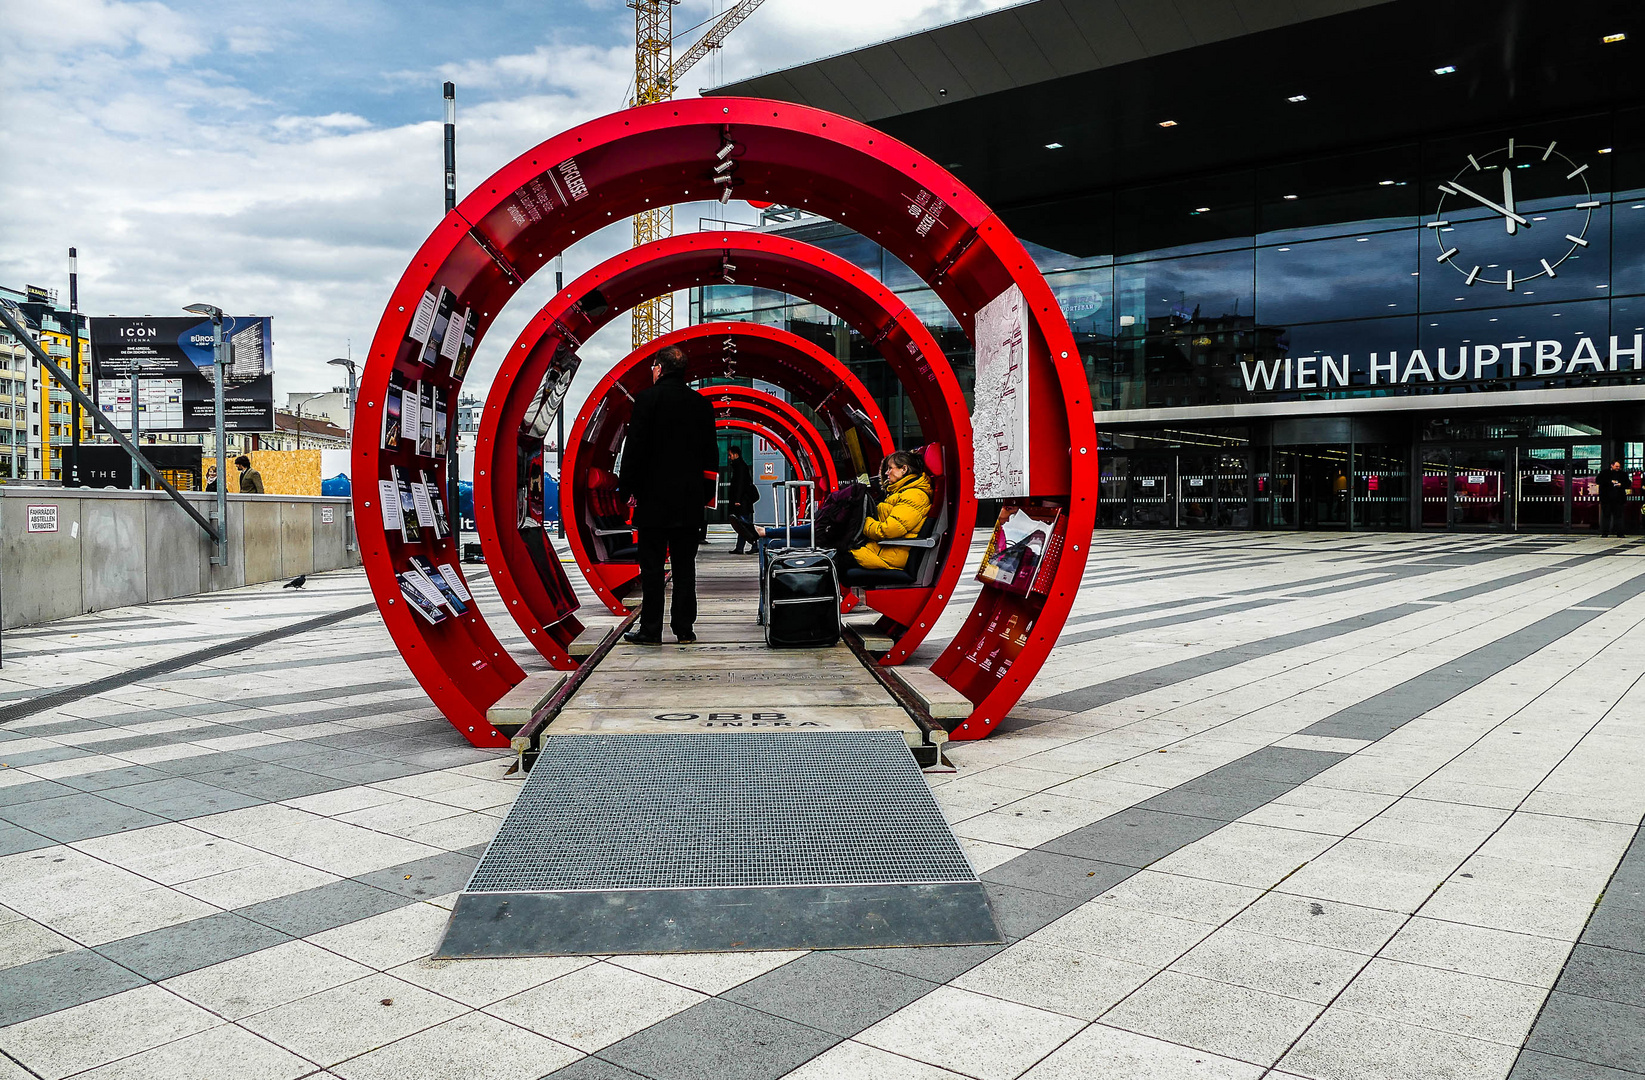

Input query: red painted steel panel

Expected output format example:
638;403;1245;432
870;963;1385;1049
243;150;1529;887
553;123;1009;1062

358;98;1093;743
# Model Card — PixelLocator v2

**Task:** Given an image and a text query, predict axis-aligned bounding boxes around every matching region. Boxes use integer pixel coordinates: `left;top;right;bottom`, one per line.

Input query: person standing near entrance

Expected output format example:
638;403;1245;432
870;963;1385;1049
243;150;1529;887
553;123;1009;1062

725;446;759;553
619;345;718;645
1599;460;1629;538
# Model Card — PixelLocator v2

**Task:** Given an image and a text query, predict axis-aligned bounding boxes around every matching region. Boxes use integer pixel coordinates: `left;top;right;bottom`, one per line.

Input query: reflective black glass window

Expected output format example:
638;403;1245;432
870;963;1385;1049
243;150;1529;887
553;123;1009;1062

1256;231;1419;326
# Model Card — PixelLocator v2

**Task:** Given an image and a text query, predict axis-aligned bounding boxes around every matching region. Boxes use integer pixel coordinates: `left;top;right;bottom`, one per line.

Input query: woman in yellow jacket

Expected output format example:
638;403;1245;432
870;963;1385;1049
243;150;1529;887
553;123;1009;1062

847;451;934;571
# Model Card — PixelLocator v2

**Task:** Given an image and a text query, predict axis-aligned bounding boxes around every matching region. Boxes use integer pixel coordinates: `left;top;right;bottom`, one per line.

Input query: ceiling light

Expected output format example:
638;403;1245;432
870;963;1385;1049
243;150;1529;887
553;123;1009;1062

1283;194;1298;200
1378;180;1395;186
1599;147;1614;154
1044;142;1063;149
1276;247;1290;251
1357;237;1369;242
1433;65;1456;75
1158;120;1178;128
1287;94;1308;103
1604;32;1627;43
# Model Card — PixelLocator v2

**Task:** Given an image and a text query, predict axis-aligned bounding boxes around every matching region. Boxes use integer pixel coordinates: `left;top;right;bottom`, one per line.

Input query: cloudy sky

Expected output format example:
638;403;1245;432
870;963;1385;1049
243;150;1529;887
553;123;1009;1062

1;0;1022;429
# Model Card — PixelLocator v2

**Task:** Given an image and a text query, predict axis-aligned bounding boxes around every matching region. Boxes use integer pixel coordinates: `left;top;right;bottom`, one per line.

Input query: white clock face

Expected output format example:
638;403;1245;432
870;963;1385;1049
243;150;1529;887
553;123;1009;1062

1430;140;1595;291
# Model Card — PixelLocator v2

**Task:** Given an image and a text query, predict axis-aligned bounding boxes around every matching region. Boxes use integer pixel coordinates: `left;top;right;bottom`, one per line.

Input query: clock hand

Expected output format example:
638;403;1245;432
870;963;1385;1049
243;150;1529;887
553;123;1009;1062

1443;179;1530;226
1501;167;1517;235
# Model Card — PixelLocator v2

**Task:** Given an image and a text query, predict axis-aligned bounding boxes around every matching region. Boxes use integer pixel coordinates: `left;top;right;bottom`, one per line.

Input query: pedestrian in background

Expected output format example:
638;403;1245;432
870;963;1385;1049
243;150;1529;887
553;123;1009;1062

619;345;717;645
725;446;758;553
1599;459;1628;538
235;455;264;495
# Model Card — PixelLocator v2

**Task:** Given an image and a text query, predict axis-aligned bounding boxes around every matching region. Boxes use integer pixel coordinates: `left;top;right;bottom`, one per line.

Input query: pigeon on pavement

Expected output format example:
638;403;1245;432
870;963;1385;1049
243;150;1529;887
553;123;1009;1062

283;575;307;590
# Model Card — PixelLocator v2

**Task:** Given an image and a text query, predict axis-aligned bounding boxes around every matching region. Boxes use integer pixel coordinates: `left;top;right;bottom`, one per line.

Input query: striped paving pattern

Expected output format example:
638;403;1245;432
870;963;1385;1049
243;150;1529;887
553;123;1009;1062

0;531;1640;1079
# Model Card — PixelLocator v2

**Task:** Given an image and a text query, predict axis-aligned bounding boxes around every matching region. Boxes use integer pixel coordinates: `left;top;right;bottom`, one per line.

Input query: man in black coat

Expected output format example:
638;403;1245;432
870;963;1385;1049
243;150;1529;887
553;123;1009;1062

619;346;718;644
1598;459;1631;538
725;446;759;553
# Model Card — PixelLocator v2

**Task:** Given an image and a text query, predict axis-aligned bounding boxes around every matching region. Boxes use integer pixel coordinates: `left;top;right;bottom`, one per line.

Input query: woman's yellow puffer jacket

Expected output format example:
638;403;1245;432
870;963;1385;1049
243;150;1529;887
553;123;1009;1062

849;472;934;571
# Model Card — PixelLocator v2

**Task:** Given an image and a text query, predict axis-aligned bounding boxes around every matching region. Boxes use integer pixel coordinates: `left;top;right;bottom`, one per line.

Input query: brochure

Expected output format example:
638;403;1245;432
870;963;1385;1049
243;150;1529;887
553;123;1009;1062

419;289;455;367
397;571;447;623
402;379;420;451
421;468;449;538
409;477;438;530
407;288;441;347
976;505;1062;597
434;562;473;602
450;312;477;380
376;479;400;531
409;556;467;613
393;467;422;542
432;387;448;458
439;306;468;365
417;382;436;456
381;371;405;451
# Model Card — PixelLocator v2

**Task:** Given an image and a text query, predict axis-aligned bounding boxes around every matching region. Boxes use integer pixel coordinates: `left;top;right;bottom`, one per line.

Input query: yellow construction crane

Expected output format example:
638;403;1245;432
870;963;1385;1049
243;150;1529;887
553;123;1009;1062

629;0;767;348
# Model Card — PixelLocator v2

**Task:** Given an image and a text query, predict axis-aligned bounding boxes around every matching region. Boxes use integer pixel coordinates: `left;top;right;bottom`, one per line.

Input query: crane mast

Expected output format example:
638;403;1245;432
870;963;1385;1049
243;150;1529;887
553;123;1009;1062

628;0;766;349
629;0;677;349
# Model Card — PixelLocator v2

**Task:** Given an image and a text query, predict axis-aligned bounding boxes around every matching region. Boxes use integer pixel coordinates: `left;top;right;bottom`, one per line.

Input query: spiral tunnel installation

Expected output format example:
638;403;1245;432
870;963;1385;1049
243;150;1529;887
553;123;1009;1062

356;97;1094;746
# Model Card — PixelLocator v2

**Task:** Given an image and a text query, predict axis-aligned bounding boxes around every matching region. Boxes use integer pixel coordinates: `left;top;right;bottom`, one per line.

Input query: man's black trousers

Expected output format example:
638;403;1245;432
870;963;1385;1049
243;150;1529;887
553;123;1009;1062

1601;505;1626;537
637;525;701;638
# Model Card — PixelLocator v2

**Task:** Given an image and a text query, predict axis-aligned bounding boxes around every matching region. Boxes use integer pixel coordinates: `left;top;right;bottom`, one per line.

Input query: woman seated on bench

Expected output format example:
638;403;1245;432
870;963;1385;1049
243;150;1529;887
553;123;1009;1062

751;451;933;612
838;450;932;576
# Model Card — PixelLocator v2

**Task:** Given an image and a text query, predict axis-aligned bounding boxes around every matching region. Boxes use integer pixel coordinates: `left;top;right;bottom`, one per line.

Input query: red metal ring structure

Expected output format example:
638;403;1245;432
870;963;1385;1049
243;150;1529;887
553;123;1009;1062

707;398;831;487
487;237;962;666
713;397;829;486
358;97;1093;745
717;418;806;480
703;386;837;489
544;325;859;620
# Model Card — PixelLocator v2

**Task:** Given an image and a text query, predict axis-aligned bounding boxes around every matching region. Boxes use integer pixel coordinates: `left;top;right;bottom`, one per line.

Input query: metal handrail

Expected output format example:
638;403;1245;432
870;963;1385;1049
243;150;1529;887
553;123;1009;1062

0;300;220;544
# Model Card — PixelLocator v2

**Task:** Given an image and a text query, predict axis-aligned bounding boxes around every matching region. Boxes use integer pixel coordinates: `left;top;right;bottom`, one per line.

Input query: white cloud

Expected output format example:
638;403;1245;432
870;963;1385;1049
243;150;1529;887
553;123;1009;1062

271;112;374;135
1;0;1020;435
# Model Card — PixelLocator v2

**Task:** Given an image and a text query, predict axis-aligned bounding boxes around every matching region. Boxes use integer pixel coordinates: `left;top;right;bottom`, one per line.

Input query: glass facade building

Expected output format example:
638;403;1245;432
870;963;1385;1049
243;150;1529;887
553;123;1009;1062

707;4;1645;532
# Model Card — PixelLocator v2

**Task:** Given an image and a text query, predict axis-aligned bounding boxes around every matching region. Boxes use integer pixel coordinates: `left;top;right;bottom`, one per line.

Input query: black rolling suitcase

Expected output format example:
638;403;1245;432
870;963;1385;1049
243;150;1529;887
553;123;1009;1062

764;481;840;648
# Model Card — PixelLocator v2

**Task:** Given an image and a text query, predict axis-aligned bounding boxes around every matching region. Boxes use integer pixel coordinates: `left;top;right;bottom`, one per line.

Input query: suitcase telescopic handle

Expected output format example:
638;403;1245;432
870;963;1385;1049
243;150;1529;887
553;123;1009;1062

770;480;814;548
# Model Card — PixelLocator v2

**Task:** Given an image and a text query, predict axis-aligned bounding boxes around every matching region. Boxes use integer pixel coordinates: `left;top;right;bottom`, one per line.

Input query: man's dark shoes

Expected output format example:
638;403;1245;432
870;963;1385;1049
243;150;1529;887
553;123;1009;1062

676;632;698;644
623;631;662;646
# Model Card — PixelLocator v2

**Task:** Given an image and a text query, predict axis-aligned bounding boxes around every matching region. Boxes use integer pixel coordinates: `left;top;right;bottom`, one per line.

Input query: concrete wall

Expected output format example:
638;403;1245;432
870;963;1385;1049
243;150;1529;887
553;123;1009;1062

0;488;359;629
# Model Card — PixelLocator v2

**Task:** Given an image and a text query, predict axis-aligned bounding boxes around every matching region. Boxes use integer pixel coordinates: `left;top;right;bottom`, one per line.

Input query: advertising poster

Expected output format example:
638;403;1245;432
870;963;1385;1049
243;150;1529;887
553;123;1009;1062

89;316;275;432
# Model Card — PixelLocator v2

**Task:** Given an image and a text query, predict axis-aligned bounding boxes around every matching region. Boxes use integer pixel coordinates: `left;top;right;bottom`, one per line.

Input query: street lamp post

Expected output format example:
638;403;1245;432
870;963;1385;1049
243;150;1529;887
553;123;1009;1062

443;82;460;540
295;401;303;451
67;247;80;487
185;303;228;565
327;357;357;435
129;365;140;487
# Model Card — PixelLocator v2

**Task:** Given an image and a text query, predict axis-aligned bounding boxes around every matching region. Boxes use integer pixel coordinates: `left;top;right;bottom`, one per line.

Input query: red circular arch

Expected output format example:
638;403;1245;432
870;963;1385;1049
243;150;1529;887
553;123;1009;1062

706;394;835;488
481;236;964;671
706;397;828;487
546;324;867;622
357;98;1093;745
717;417;806;481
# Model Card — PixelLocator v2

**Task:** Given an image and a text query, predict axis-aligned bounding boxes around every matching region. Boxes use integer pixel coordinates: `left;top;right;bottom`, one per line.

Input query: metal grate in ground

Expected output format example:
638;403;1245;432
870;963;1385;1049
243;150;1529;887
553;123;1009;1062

467;731;975;892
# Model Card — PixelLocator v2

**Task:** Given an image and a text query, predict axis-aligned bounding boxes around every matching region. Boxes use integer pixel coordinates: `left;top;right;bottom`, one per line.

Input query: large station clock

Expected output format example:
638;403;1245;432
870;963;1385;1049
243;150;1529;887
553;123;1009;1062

1430;140;1596;290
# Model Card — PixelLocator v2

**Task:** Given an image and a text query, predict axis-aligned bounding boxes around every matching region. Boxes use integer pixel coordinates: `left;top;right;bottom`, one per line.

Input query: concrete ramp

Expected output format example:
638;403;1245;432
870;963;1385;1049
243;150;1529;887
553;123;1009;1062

436;731;998;956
